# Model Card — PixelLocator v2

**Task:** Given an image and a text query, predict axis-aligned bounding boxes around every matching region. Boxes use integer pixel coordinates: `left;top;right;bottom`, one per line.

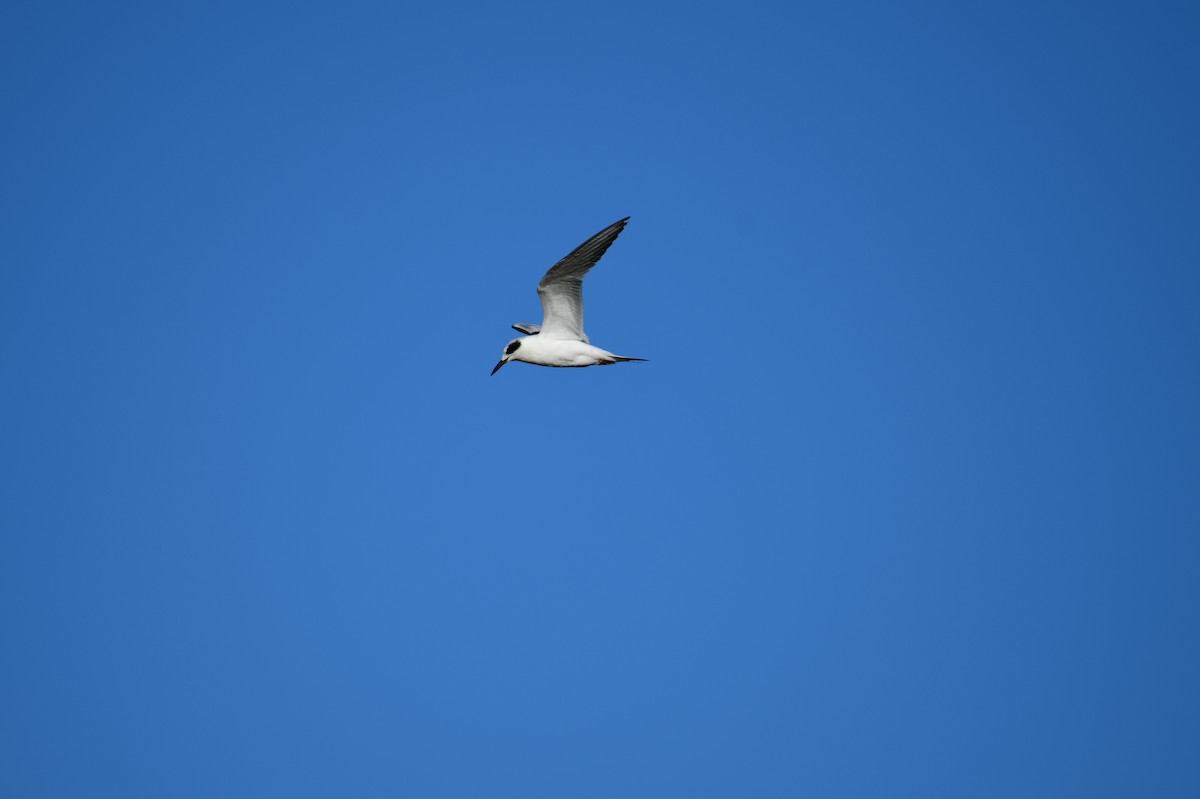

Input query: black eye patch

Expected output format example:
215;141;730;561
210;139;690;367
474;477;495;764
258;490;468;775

505;340;522;355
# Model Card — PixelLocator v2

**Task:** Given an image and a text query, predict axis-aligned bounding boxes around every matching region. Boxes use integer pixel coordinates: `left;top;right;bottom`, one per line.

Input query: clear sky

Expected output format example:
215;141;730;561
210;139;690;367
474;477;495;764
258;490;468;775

3;1;1198;797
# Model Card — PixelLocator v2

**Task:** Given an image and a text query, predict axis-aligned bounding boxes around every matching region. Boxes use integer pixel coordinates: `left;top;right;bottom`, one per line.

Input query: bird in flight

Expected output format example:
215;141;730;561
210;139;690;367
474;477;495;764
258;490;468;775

491;217;647;376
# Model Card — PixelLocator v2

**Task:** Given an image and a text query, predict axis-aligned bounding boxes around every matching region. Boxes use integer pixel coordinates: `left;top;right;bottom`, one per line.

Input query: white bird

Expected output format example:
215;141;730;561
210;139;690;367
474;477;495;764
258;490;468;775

491;216;647;375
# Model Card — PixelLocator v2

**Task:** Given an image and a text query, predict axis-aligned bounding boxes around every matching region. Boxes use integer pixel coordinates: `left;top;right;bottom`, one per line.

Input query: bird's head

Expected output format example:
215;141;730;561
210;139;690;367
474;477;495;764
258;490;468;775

490;338;523;376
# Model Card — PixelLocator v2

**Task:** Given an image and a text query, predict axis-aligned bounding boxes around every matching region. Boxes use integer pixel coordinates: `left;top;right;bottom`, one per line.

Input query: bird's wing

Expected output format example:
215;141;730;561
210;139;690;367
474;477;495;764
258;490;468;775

536;217;630;342
511;323;541;335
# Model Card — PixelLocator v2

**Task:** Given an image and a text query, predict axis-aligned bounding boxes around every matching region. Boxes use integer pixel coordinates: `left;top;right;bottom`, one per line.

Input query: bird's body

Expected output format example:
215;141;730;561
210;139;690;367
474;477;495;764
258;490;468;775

491;217;646;376
505;336;638;368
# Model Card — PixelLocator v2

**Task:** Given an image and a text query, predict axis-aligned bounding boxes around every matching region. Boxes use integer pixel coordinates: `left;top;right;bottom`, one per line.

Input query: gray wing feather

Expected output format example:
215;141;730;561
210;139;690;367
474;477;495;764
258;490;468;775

511;323;541;335
536;217;630;341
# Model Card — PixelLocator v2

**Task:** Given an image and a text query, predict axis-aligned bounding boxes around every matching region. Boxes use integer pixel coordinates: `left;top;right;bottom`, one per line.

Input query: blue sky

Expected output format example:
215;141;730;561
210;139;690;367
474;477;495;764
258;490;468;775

2;1;1198;796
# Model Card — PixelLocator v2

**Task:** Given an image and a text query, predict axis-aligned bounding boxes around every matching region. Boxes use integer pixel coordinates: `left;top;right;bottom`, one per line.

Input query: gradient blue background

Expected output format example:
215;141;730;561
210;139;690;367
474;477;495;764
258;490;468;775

3;1;1198;796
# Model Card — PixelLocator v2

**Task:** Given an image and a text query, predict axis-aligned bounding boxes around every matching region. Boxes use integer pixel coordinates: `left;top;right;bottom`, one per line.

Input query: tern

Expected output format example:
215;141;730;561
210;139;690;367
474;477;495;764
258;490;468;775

491;216;647;376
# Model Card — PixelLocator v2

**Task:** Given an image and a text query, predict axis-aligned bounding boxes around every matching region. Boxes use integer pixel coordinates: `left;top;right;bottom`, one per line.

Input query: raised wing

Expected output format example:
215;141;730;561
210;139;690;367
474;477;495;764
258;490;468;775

511;323;541;335
536;217;630;341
